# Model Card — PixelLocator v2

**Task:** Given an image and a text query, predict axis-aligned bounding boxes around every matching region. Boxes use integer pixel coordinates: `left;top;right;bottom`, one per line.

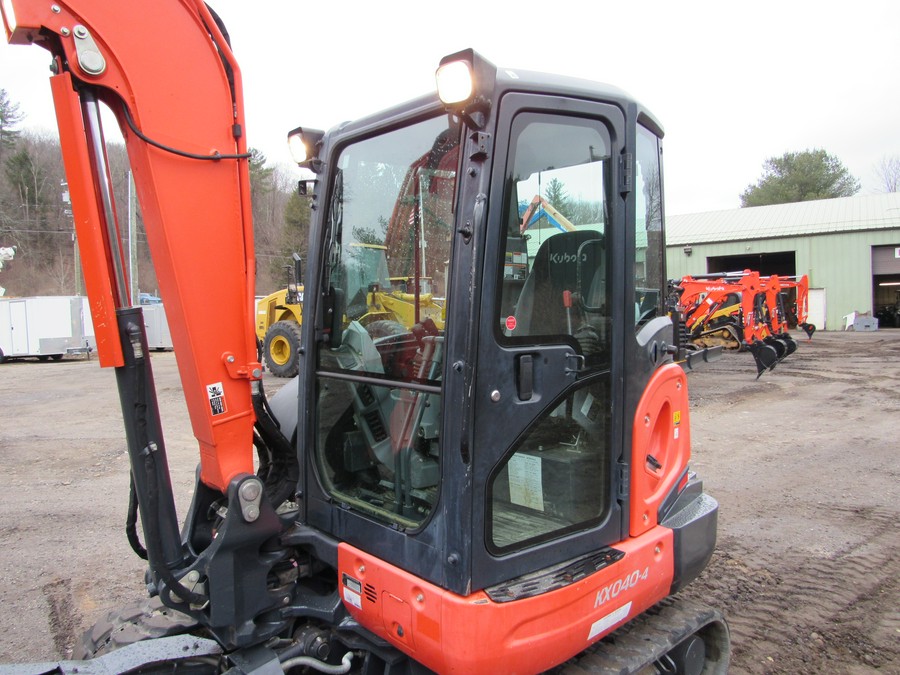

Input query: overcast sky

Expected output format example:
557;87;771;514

1;0;897;215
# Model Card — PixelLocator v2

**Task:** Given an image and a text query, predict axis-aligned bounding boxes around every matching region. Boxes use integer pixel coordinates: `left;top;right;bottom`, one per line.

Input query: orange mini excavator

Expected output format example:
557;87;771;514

2;2;729;672
672;270;808;377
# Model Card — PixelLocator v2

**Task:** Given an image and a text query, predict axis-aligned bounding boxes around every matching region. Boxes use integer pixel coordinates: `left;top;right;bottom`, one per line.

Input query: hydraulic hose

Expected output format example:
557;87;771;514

281;651;354;674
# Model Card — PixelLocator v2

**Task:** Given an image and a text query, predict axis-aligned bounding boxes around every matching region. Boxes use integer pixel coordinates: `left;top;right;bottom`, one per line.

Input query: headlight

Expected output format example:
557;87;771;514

435;60;473;106
1;0;18;36
286;126;324;171
288;131;309;164
435;49;496;128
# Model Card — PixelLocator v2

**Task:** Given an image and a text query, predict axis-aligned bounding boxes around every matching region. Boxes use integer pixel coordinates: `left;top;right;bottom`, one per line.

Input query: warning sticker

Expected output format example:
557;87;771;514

207;382;227;416
673;410;681;425
505;315;517;331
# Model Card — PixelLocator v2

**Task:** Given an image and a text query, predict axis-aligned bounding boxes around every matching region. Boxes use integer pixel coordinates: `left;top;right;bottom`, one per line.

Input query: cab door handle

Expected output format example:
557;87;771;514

516;354;533;401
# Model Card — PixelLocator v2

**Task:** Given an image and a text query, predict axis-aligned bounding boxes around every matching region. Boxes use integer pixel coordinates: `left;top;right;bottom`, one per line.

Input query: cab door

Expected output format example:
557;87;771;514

471;93;627;589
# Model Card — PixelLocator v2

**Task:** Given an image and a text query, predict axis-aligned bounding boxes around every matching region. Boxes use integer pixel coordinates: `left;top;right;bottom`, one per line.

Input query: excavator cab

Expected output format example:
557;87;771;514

272;51;727;672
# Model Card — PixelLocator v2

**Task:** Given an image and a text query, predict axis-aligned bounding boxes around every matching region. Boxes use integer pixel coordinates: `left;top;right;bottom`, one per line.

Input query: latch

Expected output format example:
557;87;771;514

564;352;586;375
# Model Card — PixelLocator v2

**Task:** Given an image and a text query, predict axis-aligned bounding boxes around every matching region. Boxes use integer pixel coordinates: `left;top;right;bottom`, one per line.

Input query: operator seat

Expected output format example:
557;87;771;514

513;229;604;338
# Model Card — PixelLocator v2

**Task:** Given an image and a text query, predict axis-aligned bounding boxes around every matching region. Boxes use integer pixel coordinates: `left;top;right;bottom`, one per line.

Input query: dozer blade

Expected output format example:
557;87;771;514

748;340;779;378
800;322;816;340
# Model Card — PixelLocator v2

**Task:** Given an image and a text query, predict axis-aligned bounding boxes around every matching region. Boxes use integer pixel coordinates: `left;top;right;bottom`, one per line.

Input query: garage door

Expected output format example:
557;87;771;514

872;245;900;274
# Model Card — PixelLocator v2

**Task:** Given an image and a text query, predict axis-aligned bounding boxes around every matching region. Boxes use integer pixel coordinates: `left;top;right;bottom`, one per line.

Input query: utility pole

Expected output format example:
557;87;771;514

61;180;82;295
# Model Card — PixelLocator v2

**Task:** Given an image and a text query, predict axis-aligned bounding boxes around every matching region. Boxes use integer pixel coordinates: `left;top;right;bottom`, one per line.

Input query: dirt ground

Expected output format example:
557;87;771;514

0;330;898;673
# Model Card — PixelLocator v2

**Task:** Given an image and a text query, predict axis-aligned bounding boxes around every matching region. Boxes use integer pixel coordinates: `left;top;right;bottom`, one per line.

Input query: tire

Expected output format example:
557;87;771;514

365;319;407;339
74;596;200;660
51;354;64;361
38;355;50;362
264;320;303;378
0;348;5;364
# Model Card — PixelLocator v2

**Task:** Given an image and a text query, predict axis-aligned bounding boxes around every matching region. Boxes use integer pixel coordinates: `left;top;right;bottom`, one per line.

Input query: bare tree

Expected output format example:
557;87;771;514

874;155;900;193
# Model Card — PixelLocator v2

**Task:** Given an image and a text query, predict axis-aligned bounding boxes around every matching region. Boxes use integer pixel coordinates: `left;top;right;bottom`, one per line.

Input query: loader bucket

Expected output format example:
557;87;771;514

764;335;788;360
799;322;816;340
748;340;779;378
780;333;798;357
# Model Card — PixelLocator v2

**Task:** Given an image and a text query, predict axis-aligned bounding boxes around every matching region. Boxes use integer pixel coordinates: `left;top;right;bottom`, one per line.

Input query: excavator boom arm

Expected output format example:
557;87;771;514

3;0;259;490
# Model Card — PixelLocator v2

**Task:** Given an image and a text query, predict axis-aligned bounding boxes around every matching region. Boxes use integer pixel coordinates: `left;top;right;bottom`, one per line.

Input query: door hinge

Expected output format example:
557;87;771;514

619;152;633;194
616;462;630;500
469;131;491;161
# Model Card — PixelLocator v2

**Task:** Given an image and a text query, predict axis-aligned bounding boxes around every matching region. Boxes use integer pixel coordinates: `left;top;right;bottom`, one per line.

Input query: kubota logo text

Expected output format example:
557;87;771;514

549;252;588;264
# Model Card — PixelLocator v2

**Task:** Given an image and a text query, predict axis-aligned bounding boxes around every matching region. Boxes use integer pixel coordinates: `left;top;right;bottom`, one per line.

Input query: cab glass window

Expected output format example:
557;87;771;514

496;114;611;369
314;115;459;529
635;125;664;327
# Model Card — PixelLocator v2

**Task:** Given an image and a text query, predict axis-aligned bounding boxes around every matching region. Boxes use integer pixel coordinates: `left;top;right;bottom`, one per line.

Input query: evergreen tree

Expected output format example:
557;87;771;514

0;89;24;161
740;149;860;207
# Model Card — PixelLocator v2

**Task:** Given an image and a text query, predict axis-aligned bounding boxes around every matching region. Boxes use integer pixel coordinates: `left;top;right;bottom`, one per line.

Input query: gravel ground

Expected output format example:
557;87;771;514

0;329;898;672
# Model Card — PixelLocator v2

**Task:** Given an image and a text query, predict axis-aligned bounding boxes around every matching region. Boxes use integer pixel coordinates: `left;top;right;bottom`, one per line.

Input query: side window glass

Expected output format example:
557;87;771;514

635;125;664;327
497;114;612;370
314;116;459;529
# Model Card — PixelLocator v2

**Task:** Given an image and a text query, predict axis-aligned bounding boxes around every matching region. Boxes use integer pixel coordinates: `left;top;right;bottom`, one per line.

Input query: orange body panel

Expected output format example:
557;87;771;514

7;0;260;490
338;529;674;675
630;363;691;536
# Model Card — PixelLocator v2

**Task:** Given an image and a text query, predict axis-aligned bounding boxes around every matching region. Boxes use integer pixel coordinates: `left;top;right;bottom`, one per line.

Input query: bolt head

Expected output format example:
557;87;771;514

78;50;105;75
240;479;261;501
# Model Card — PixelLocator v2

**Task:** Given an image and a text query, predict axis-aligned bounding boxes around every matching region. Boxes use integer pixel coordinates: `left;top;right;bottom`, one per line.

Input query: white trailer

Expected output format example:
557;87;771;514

0;296;95;363
142;303;173;350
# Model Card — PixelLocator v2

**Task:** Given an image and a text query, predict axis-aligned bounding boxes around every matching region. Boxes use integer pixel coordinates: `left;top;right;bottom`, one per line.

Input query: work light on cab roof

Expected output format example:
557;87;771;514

1;0;17;36
435;59;472;105
436;48;496;127
287;126;324;171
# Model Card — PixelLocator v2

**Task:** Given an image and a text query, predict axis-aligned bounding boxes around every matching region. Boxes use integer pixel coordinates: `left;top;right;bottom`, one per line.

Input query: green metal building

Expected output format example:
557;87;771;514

666;193;900;331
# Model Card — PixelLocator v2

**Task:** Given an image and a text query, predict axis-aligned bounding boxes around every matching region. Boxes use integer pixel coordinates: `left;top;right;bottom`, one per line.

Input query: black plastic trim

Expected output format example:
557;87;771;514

661;486;718;594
